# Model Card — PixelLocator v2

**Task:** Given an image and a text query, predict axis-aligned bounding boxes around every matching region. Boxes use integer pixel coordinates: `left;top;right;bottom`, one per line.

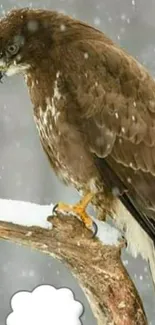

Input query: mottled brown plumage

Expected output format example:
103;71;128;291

0;8;155;283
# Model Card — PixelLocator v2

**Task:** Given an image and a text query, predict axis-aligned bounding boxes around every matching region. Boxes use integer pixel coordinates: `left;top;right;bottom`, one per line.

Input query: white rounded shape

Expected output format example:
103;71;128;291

7;285;83;325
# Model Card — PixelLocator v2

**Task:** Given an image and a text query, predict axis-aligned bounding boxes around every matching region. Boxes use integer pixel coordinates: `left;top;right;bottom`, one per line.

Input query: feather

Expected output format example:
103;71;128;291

94;156;155;243
94;156;155;286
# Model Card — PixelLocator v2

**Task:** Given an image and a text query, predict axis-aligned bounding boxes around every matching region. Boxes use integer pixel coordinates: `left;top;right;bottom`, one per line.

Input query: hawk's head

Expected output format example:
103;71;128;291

0;8;66;78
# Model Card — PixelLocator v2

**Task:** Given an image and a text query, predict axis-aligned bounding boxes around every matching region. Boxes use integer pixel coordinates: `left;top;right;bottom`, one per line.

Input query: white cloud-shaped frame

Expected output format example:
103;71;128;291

6;285;84;325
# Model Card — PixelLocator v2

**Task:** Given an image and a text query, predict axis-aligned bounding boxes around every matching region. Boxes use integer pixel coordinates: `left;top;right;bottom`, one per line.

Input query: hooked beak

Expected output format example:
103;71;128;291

0;71;5;82
0;58;8;81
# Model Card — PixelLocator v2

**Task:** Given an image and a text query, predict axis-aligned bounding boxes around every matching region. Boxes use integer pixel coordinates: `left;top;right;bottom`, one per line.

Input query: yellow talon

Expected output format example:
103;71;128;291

52;193;98;236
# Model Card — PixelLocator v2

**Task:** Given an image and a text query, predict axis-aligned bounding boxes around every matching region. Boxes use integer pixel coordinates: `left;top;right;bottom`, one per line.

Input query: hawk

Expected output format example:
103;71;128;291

0;8;155;284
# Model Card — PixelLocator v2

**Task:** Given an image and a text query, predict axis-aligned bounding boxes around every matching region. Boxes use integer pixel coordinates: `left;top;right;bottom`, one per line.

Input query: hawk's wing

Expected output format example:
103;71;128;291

62;36;155;242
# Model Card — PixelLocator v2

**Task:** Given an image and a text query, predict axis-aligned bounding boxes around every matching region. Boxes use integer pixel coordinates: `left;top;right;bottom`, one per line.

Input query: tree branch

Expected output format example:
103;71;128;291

0;212;147;325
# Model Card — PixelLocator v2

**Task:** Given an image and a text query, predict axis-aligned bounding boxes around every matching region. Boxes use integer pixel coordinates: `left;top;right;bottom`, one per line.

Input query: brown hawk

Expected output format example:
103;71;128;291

0;8;155;284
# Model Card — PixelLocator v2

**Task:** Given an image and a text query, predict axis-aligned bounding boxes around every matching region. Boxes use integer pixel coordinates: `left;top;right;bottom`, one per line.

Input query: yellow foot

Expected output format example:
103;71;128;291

52;193;98;237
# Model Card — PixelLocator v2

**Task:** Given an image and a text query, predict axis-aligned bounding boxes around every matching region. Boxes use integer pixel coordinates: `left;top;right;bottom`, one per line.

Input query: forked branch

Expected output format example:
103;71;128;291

0;213;147;325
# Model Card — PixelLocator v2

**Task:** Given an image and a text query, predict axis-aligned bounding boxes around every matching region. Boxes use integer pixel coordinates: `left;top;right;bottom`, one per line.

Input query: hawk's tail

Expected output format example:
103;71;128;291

94;156;155;286
112;199;155;287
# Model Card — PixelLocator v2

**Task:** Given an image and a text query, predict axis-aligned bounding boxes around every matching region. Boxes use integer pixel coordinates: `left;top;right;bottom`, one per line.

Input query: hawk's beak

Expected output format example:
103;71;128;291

0;58;7;81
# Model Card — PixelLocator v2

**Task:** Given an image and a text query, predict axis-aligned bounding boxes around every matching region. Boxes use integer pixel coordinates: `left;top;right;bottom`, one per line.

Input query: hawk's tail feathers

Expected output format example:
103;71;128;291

114;199;155;287
94;156;155;285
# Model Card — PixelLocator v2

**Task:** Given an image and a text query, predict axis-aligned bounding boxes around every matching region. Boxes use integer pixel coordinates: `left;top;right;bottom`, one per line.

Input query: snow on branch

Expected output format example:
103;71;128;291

0;199;147;325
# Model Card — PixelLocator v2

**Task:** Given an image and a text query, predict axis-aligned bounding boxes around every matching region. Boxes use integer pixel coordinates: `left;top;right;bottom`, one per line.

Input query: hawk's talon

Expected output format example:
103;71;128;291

92;221;98;238
52;203;59;215
52;197;96;236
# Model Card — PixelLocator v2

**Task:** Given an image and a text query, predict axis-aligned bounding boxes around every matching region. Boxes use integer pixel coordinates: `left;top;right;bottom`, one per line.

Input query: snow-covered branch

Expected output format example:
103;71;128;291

0;199;147;325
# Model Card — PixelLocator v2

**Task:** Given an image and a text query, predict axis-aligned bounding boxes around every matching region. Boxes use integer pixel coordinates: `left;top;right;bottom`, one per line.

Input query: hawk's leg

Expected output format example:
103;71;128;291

53;193;98;236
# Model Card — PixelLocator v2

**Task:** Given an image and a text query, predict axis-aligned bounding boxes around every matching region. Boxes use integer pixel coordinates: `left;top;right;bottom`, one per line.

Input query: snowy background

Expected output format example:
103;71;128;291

0;0;155;324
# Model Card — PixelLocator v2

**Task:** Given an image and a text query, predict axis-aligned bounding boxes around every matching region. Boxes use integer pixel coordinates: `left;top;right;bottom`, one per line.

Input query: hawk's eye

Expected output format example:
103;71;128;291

6;43;19;56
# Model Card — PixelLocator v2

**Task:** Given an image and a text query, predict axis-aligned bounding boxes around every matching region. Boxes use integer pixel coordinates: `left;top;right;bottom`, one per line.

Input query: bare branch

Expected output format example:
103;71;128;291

0;214;148;325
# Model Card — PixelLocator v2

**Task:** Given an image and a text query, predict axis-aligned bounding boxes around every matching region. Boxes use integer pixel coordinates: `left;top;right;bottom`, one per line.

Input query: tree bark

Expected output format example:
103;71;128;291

0;214;148;325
